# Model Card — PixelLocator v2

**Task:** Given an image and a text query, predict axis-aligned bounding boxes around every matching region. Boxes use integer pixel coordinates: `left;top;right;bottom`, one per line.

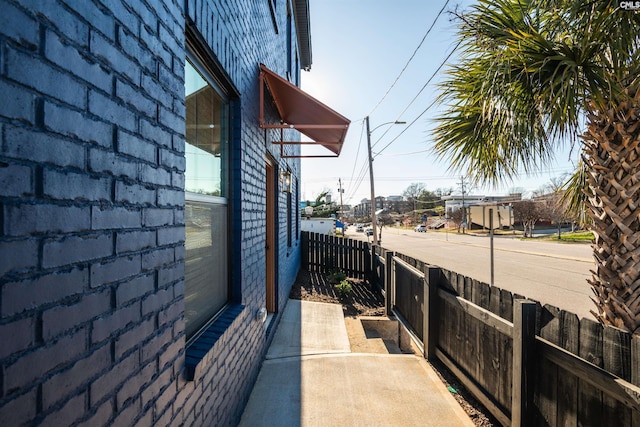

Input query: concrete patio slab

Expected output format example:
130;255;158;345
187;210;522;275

266;299;351;359
239;299;474;427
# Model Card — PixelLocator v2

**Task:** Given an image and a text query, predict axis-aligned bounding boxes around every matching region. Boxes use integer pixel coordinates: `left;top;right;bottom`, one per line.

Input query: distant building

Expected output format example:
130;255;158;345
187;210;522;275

301;218;337;234
442;194;521;229
353;196;386;218
353;198;370;218
383;196;413;214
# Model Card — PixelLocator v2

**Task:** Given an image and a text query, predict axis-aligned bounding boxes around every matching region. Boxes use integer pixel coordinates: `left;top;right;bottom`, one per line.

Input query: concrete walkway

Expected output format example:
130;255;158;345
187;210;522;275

238;299;474;427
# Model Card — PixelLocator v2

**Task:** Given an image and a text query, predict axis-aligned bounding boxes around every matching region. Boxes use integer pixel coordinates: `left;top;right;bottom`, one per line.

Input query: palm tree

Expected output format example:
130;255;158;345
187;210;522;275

434;0;640;334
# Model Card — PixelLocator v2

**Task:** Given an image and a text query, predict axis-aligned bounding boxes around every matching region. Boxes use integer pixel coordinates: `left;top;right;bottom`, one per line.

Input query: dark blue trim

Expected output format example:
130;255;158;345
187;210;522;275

230;100;243;304
185;304;245;381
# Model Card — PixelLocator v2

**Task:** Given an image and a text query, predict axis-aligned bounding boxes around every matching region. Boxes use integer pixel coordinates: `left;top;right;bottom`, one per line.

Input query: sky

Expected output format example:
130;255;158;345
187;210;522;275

299;0;581;206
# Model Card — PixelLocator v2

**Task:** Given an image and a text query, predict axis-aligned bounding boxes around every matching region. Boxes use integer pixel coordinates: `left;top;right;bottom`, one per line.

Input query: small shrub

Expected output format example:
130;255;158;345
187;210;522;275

328;270;347;284
334;279;352;299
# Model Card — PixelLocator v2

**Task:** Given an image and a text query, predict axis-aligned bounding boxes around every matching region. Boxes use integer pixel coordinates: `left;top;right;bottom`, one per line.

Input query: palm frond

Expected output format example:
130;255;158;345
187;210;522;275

433;0;640;185
561;161;590;225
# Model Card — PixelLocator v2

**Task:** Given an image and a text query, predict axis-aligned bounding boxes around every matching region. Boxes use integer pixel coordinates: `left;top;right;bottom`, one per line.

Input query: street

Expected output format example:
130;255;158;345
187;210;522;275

346;227;595;320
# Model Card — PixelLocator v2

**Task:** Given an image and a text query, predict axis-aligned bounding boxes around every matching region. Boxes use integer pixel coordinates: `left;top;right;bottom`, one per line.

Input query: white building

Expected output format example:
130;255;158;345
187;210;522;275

442;194;521;230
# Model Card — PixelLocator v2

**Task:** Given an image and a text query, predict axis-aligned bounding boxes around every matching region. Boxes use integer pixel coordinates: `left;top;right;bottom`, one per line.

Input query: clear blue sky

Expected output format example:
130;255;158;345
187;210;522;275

300;0;580;206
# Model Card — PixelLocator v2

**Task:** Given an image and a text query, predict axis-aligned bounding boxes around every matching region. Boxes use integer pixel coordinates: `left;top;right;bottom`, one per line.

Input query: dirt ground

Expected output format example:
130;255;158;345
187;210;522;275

288;269;385;317
289;269;498;427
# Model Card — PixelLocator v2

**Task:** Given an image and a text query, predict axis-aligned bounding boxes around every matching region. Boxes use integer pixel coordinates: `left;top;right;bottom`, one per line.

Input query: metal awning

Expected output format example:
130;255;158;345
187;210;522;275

259;64;350;158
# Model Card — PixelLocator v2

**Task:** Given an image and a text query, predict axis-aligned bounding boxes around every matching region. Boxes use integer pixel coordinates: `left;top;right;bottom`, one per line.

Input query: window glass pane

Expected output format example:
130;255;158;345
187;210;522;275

185;60;228;197
287;191;292;246
184;56;231;340
184;201;228;338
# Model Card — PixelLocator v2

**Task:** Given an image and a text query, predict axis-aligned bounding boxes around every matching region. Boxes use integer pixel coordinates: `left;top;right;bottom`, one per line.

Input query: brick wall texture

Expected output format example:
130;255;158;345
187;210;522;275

0;0;304;425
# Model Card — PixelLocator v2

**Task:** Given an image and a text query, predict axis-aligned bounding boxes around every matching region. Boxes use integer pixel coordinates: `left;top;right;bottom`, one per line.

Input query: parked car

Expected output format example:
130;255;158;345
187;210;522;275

365;228;374;236
414;224;426;232
356;226;364;232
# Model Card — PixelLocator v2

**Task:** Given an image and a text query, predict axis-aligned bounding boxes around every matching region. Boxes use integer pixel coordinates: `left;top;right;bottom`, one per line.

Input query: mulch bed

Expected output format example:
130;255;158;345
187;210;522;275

288;269;385;317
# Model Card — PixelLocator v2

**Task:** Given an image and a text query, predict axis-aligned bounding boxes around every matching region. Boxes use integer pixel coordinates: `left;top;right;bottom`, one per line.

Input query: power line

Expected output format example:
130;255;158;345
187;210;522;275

375;40;461;147
343;160;371;202
367;0;450;117
305;165;576;185
379;148;431;157
373;40;462;155
340;1;452;205
345;120;367;196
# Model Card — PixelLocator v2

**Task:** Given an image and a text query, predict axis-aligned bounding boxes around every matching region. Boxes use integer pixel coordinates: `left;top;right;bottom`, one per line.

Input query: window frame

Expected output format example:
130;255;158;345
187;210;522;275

287;183;292;247
268;0;279;33
184;48;232;344
183;22;247;381
295;176;300;238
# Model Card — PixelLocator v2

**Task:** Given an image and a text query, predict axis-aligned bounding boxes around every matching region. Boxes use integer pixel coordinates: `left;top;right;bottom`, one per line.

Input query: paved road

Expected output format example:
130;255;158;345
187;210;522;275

347;228;596;320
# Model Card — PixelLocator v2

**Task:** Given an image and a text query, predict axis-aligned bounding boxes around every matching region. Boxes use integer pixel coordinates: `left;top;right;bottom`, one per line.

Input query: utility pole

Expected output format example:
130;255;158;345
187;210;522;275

460;176;468;234
366;116;406;246
338;178;344;221
366;116;378;245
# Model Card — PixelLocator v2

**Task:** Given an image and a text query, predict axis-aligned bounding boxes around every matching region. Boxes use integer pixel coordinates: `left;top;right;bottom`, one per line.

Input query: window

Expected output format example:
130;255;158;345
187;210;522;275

184;54;230;340
268;0;278;33
287;188;292;247
287;4;292;78
295;177;299;237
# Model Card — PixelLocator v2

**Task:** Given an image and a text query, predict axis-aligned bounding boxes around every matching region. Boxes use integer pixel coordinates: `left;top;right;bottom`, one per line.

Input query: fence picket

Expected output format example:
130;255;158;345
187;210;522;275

489;285;501;317
345;237;352;277
632;337;640;425
322;234;329;272
464;276;473;301
335;235;340;270
355;238;361;278
330;234;337;270
537;304;561;426
604;326;632;380
578;318;605;426
423;266;439;359
363;241;370;279
512;300;537;427
474;280;490;310
603;326;633;426
633;337;640;387
539;305;561;344
440;269;454;293
500;289;514;322
314;233;318;268
557;311;580;427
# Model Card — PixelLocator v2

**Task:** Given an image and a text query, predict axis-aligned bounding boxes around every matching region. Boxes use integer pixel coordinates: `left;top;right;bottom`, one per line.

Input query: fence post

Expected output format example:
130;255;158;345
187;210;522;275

512;300;537;427
385;250;394;316
423;265;440;360
371;244;378;286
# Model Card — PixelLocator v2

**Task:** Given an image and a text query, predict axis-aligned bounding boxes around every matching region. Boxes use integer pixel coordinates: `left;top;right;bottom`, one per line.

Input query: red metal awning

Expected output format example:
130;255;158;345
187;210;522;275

259;64;350;157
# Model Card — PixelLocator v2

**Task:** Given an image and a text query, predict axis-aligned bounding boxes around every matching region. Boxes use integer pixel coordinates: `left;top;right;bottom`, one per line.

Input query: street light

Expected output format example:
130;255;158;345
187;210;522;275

304;205;313;219
366;116;406;245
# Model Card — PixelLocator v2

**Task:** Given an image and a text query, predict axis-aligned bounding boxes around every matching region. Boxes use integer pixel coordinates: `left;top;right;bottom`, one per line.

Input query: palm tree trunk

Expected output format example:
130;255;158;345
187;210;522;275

583;85;640;336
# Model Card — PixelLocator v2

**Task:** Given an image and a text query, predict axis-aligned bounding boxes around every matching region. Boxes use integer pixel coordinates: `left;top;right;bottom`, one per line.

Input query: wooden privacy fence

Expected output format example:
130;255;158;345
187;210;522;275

300;232;640;427
387;252;640;427
300;231;371;280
